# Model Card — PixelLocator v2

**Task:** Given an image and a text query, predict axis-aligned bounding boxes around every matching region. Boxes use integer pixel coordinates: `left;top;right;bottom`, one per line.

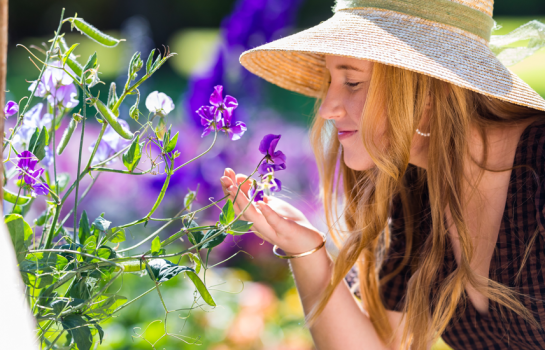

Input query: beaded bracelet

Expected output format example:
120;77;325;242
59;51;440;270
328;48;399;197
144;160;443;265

272;232;327;259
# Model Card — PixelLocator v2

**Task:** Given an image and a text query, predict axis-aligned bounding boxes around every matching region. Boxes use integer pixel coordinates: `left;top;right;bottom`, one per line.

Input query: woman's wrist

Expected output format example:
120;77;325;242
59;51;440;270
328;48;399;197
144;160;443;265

280;231;327;256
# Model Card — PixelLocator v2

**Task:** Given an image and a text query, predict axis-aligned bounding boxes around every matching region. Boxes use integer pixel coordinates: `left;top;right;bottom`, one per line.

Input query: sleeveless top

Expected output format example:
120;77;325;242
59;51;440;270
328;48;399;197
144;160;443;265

344;118;545;349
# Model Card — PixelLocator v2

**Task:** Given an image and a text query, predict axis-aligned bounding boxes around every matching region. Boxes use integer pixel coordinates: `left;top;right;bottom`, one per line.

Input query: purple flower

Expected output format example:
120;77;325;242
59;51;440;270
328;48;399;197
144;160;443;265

89;119;132;165
210;85;238;120
146;91;175;117
48;84;78;109
199;86;247;141
258;134;286;175
16;150;42;185
31;182;50;197
197;106;220;138
28;61;79;109
12;103;52;149
41;146;53;168
4;101;18;118
248;187;264;202
249;178;282;202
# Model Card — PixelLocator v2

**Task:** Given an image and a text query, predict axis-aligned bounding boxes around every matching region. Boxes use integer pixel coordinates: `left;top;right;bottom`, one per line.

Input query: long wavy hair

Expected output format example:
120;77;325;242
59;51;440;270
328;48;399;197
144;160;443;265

306;61;545;349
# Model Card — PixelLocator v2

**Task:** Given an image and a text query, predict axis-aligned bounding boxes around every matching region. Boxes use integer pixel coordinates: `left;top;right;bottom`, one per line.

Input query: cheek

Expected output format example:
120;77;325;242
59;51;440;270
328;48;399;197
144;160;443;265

345;88;369;126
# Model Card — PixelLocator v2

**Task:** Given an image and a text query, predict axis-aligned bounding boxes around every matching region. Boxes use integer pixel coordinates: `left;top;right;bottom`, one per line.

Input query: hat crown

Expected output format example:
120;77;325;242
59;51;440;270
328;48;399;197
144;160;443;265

334;0;494;17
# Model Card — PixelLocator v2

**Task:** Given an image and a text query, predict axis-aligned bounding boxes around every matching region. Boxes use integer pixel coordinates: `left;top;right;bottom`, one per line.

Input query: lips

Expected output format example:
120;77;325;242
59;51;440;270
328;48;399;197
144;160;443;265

337;130;357;140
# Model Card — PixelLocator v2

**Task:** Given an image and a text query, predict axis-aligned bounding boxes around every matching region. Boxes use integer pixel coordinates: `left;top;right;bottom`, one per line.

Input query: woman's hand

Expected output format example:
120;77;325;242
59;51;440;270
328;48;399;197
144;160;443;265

220;168;325;255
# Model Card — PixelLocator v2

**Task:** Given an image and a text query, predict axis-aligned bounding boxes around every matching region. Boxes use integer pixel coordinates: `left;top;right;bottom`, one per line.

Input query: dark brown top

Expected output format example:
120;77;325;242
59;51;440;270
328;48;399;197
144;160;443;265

345;118;545;349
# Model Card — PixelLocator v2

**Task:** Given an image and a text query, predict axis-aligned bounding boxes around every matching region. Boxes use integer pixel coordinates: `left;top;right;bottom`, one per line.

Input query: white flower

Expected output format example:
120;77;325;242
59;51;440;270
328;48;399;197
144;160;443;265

145;91;174;117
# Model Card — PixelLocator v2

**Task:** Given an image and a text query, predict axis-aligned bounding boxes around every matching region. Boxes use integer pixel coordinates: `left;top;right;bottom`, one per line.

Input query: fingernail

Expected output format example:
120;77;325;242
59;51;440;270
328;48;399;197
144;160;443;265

228;185;235;191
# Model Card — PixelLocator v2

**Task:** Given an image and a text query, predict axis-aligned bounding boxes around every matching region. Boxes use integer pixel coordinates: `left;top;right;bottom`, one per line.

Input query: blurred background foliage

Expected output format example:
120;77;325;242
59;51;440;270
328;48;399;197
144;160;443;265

5;0;545;349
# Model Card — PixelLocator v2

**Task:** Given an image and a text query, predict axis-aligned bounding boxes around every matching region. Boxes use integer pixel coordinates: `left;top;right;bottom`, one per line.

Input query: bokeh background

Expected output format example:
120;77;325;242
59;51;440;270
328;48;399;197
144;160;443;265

5;0;545;349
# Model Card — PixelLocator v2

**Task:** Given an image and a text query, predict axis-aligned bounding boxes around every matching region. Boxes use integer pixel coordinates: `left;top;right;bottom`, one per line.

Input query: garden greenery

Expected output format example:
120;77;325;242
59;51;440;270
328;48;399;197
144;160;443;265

4;9;286;349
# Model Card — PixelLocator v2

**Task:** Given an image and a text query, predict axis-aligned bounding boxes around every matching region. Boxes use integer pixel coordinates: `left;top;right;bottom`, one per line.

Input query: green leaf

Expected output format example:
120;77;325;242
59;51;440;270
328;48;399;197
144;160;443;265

56;255;69;270
5;214;33;263
229;220;253;235
186;271;216;306
122;135;143;172
78;211;91;244
164;131;178;153
83;236;97;253
107;82;119;112
188;253;201;274
53;173;70;193
146;259;194;283
83;51;98;72
97;246;116;260
200;229;227;250
151;236;161;255
91;213;111;233
146;49;156;74
104;227;125;243
185;220;204;249
3;187;32;205
62;43;79;65
61;314;93;350
183;189;197;211
219;200;235;225
28;126;49;160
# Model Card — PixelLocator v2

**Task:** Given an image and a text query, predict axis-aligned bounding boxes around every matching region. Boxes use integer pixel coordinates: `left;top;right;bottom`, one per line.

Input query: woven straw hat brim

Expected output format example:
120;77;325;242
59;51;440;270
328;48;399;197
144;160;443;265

240;9;545;112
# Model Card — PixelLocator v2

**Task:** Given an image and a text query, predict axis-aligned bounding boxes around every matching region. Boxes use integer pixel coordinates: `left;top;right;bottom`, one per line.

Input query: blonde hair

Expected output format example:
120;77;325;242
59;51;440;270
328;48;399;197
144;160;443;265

306;61;545;349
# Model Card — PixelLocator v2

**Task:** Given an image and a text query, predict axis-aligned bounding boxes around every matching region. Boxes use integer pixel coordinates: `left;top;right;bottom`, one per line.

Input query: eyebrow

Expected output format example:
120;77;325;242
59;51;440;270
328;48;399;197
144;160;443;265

335;64;366;72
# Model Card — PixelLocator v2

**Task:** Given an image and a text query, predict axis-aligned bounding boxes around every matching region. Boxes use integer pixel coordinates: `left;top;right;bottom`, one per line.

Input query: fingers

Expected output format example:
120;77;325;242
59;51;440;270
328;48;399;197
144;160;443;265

235;174;253;195
256;200;294;234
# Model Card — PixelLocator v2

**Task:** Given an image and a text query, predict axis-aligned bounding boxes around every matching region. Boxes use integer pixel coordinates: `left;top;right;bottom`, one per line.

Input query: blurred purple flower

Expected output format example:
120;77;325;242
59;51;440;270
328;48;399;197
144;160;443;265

146;91;175;117
31;182;50;197
249;177;282;202
11;103;52;151
89;119;132;165
248;186;264;202
4;100;18;118
258;134;286;174
41;146;53;168
28;61;79;109
48;84;79;109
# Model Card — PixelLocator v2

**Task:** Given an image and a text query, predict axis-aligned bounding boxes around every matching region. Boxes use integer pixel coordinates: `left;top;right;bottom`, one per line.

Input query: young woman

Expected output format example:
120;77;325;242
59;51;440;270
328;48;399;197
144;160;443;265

220;1;545;349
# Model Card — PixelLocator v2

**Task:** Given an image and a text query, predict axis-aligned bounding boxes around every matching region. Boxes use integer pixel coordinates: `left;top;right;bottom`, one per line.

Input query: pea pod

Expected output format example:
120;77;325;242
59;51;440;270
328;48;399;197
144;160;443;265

68;17;125;47
93;99;133;140
3;188;31;205
57;118;78;155
115;259;145;272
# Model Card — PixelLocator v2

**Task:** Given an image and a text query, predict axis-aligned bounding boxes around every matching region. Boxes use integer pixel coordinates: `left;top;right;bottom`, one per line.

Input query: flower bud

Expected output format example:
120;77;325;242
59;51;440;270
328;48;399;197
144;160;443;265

129;105;139;121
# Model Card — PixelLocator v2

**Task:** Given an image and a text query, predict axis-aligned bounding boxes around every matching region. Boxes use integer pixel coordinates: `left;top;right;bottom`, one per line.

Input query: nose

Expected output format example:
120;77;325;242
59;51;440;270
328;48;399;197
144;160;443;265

319;83;345;121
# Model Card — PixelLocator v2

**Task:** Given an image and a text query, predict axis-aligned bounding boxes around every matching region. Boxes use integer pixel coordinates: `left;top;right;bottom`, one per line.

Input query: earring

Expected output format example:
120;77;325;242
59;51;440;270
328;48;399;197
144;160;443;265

416;128;431;137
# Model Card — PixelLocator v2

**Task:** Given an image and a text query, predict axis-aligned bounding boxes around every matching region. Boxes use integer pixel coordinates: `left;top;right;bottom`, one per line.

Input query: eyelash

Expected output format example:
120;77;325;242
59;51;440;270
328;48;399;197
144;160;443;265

344;81;362;88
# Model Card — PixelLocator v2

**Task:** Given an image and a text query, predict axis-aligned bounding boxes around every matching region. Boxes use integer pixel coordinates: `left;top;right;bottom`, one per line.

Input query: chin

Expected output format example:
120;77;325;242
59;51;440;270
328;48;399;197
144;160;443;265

343;152;375;171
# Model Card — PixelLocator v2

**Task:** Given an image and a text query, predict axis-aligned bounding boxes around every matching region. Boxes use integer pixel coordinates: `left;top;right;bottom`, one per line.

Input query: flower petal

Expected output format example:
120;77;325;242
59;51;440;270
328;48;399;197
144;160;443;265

224;95;238;110
4;101;18;118
258;134;280;155
228;121;247;141
209;85;224;107
145;91;160;113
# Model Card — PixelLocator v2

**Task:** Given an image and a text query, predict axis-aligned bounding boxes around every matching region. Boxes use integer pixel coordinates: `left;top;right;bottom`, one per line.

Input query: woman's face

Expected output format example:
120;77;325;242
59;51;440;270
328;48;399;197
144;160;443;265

320;55;429;171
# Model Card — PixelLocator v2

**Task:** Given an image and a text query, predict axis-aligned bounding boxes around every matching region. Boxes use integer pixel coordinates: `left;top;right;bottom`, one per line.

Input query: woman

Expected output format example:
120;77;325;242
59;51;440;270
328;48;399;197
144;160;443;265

220;0;545;349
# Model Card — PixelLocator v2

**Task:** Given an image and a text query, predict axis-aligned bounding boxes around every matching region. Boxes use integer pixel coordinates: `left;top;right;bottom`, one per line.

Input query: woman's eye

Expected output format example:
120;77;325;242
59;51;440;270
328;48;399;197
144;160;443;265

344;81;362;88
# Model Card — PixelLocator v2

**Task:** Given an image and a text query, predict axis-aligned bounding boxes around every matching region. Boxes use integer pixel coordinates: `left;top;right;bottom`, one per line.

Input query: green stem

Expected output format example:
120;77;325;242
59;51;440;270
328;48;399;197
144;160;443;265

90;167;152;175
73;83;87;242
10;186;22;214
172;126;218;173
43;205;61;249
85;122;107;170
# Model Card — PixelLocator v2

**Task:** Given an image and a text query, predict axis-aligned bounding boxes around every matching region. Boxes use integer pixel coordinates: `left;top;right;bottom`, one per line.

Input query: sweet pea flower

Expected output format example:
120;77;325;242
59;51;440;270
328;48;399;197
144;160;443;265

210;85;238;120
249;177;282;202
89;119;132;165
258;134;286;175
16;150;38;184
12;103;52;149
31;182;50;197
28;61;79;109
199;86;247;140
4;100;18;118
146;91;175;117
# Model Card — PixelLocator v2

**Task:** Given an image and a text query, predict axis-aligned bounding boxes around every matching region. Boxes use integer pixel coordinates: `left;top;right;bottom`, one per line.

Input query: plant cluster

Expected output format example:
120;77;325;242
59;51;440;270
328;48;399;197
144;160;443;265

4;9;286;350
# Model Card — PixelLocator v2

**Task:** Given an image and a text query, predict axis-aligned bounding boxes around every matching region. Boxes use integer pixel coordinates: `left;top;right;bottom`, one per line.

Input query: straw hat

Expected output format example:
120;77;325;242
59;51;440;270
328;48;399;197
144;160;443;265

239;0;545;112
